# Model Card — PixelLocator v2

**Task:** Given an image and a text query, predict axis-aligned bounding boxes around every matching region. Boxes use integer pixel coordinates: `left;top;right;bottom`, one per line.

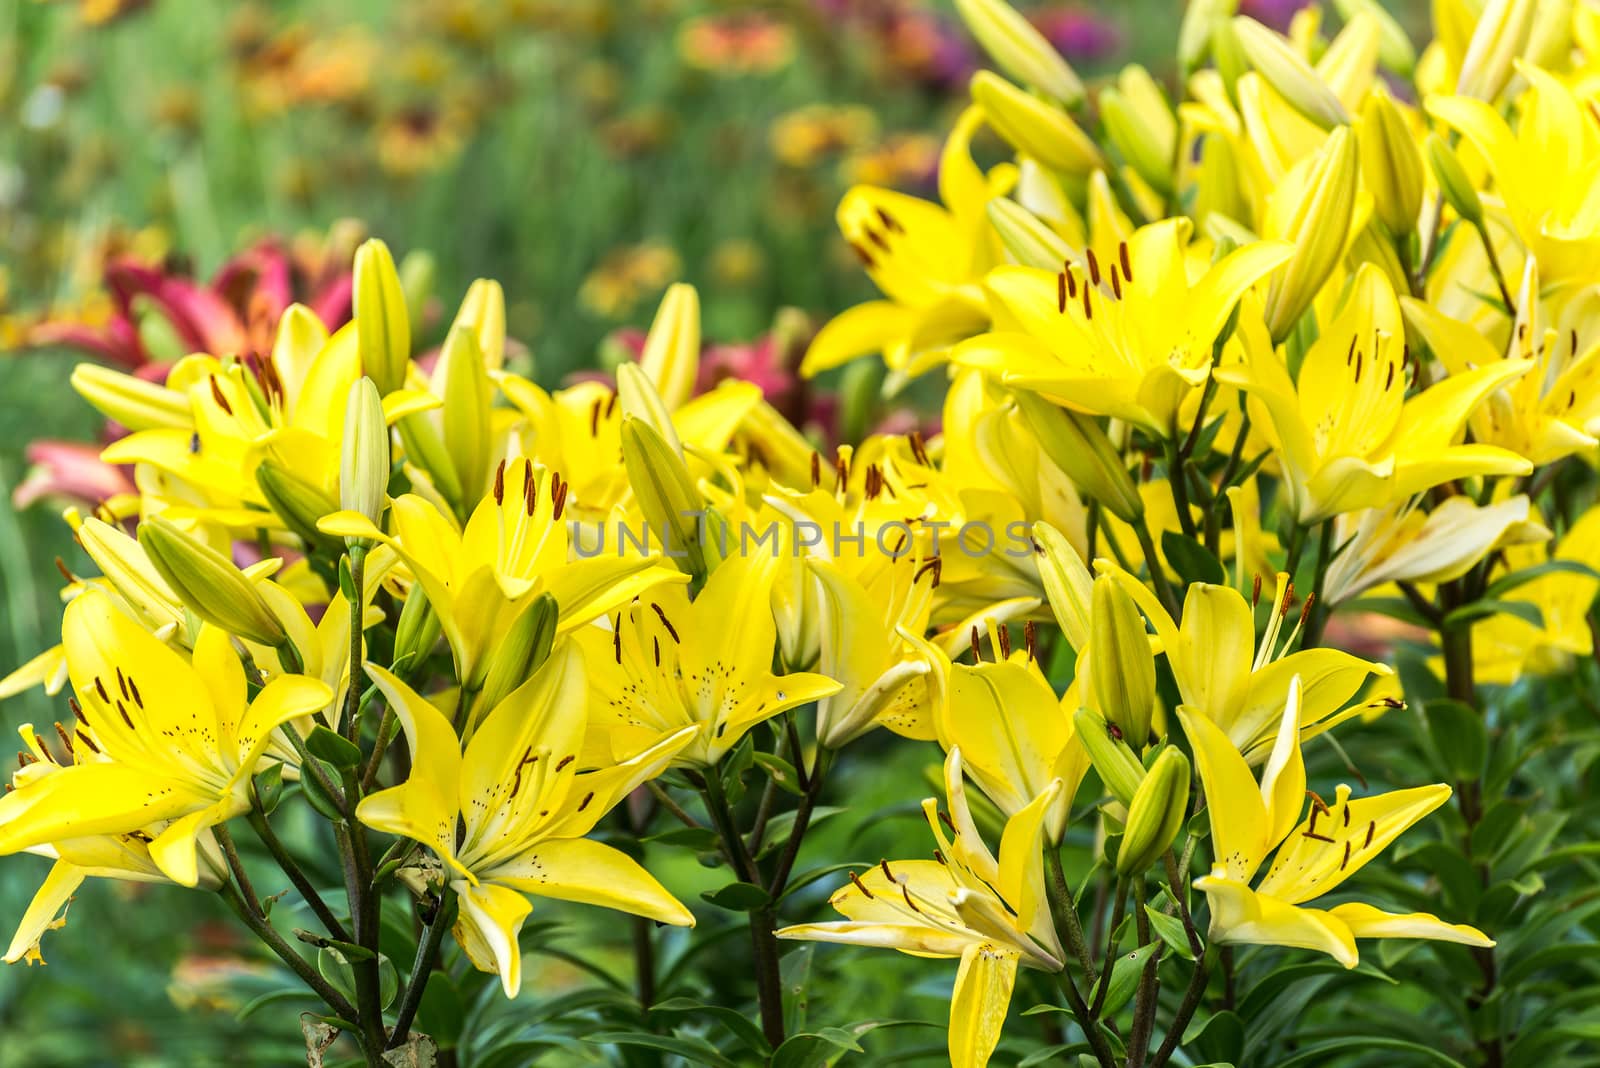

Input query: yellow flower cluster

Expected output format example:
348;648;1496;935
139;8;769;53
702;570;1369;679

3;1;1600;1065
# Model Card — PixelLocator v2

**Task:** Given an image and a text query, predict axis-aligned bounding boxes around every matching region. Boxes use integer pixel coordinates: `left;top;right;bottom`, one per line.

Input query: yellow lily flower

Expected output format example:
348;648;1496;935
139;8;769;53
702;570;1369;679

356;645;697;997
1323;495;1549;605
801;106;1007;381
938;648;1088;844
0;590;332;887
1403;259;1600;466
1183;679;1493;968
954;218;1292;436
91;310;435;531
778;749;1064;1068
1429;65;1600;283
320;458;682;691
578;552;841;767
1216;272;1533;523
1470;505;1600;684
2;726;217;965
1107;565;1389;764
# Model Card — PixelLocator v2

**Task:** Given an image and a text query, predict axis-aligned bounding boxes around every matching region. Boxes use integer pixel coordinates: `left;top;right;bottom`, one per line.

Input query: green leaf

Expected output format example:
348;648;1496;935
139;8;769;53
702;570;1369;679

1101;942;1157;1018
317;946;399;1010
1481;559;1600;600
648;996;772;1054
701;881;772;911
1161;530;1226;587
753;751;806;796
645;826;723;851
415;973;465;1049
306;726;363;769
1143;904;1198;960
1187;1009;1244;1064
1272;1037;1468;1067
1424;698;1486;780
771;1020;937;1068
1442;598;1543;631
300;762;347;821
758;806;848;858
585;1031;737;1068
254;762;285;815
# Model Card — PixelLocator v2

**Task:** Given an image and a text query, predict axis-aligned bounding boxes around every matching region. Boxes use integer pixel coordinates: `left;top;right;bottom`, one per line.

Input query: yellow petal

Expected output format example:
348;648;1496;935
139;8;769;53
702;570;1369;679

1256;783;1451;904
489;836;693;927
801;301;916;378
1178;708;1270;882
149;799;239;888
237;674;336;772
1194;869;1358;967
948;942;1021;1068
4;860;86;964
453;880;533;998
0;763;202;853
355;665;464;871
1326;901;1493;948
995;780;1062;944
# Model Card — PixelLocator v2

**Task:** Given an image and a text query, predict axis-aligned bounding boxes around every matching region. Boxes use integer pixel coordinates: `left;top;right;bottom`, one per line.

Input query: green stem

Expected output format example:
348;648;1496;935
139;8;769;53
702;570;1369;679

1475;220;1517;317
247;806;351;942
1148;951;1212;1068
1045;846;1097;983
388;890;454;1050
217;881;361;1025
1128;876;1162;1068
1133;518;1181;620
343;548;367;742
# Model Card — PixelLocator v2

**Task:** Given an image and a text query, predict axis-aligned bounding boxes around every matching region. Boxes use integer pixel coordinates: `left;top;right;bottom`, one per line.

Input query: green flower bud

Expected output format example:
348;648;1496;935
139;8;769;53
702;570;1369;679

353;238;411;395
1333;0;1417;74
450;279;508;372
339;377;389;536
1232;16;1350;129
391;587;441;676
1425;133;1484;227
1178;0;1237;76
987;197;1076;270
638;283;701;412
953;0;1084;106
137;517;287;647
1013;391;1143;523
1088;575;1157;749
1456;0;1537;101
256;463;339;552
1074;707;1146;807
1116;747;1191;876
475;594;558;713
620;417;705;579
435;325;493;503
969;71;1102;176
1102;66;1177;197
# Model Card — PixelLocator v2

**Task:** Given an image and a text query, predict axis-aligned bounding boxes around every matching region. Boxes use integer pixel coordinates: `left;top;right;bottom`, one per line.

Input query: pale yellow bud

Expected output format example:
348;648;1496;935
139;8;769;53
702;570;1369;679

435;326;493;502
1178;0;1238;76
449;278;507;372
137;518;287;647
70;364;191;432
970;71;1103;176
1013;391;1143;523
1456;0;1538;100
986;198;1076;270
339;377;389;532
620;417;705;578
953;0;1084;105
1425;133;1484;227
353;238;411;395
638;283;700;411
1088;575;1156;749
1358;87;1424;236
1264;126;1359;341
1232;16;1351;129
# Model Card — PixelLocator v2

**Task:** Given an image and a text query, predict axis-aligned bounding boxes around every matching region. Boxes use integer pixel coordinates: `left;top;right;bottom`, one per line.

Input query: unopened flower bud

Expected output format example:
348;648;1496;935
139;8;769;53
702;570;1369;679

1031;521;1093;652
1456;0;1537;101
638;283;701;411
476;594;558;712
339;377;389;536
1116;746;1191;875
70;364;191;432
620;417;705;579
353;238;411;395
1101;66;1177;197
450;279;507;372
256;462;339;552
953;0;1084;106
1264;126;1358;341
434;326;493;502
391;587;441;676
69;514;183;632
1232;16;1350;129
1358;87;1424;237
1074;707;1146;807
987;198;1075;270
1425;133;1484;227
137;517;287;647
1333;0;1416;74
1013;392;1143;523
970;71;1102;176
1088;575;1156;749
1178;0;1236;76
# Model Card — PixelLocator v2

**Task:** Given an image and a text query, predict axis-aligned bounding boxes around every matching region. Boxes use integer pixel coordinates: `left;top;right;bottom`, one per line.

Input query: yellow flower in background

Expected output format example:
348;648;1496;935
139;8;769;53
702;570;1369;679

577;243;682;319
578;552;839;767
1184;679;1493;968
801;107;1007;383
356;646;697;997
778;749;1064;1068
1217;271;1533;523
955;218;1291;436
677;13;795;75
0;591;331;887
1430;65;1600;283
1470;505;1600;683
